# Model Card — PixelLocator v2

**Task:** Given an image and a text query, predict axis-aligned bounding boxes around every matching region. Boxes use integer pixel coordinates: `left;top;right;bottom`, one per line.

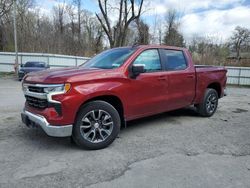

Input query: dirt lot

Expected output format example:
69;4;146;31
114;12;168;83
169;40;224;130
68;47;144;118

0;77;250;188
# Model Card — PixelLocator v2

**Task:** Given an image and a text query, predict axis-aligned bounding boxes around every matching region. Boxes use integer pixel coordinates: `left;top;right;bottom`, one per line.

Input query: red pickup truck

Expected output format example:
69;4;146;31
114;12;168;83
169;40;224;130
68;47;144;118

21;45;227;149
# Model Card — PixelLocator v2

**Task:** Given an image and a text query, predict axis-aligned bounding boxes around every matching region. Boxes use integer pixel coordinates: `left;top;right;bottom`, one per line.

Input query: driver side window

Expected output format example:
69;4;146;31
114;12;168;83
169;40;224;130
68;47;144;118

133;49;161;72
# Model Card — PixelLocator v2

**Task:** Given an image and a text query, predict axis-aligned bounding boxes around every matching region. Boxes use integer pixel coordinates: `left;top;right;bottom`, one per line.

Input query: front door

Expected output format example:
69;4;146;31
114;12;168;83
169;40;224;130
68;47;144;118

126;49;169;119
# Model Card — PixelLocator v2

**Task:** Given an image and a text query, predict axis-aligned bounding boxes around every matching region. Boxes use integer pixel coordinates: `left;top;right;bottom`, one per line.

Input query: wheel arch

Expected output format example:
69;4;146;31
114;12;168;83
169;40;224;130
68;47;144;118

207;82;221;98
75;95;125;125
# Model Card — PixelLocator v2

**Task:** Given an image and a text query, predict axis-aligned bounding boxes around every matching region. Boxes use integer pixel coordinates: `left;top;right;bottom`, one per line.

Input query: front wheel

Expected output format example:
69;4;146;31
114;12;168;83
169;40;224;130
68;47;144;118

72;101;121;150
196;88;218;117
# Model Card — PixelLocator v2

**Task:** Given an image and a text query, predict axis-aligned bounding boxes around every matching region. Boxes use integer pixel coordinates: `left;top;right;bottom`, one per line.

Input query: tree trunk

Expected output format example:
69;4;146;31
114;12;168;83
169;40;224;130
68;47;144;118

0;20;4;51
236;47;240;63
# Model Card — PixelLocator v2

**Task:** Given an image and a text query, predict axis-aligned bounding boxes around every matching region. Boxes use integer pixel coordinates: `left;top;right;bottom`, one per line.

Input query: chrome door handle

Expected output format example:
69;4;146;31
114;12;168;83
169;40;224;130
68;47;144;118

187;74;195;79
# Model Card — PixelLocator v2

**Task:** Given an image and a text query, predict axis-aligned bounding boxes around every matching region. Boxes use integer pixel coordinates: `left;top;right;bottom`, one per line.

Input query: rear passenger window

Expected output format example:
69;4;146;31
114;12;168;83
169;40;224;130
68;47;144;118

133;49;161;72
162;50;187;70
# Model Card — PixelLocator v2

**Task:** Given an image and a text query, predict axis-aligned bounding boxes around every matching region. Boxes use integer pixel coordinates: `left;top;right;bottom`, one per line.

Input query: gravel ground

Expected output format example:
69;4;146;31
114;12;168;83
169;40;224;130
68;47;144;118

0;77;250;188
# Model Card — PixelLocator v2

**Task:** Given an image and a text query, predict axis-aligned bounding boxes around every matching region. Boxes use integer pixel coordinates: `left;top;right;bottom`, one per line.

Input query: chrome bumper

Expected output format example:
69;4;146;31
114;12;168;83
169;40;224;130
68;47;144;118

21;110;72;137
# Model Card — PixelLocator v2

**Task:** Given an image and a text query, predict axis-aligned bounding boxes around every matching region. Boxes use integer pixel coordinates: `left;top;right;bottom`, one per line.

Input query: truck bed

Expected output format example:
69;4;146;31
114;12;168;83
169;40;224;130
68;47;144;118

193;65;227;103
195;65;226;72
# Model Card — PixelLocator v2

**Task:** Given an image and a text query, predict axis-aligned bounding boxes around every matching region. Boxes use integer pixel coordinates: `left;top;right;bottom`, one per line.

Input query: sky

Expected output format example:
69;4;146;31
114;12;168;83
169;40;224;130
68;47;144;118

37;0;250;43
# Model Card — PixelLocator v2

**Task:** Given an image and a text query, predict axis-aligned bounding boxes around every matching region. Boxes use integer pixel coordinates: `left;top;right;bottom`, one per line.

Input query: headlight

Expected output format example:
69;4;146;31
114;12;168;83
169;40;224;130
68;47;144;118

44;83;71;94
22;83;28;92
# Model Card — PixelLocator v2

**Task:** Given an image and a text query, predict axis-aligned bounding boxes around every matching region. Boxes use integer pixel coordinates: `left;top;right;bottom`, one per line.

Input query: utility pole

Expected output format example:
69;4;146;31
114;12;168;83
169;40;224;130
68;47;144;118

13;0;19;77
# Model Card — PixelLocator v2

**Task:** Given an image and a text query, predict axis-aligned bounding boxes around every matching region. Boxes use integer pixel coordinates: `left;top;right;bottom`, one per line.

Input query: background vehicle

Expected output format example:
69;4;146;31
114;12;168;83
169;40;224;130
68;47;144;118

21;45;227;149
18;61;50;81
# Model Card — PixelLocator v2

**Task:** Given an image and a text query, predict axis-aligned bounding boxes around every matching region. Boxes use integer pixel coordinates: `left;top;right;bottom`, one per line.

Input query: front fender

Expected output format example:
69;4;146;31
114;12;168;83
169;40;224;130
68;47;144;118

69;81;126;122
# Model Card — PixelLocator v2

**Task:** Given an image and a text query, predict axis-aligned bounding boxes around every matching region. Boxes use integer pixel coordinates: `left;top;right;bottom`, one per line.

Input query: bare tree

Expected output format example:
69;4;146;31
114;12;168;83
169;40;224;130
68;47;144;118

73;0;82;44
16;0;34;52
163;9;185;47
230;26;250;61
95;0;144;47
82;10;104;55
135;19;149;44
0;0;13;50
188;36;230;66
66;4;76;38
0;0;13;18
53;1;66;53
0;0;105;55
56;3;65;35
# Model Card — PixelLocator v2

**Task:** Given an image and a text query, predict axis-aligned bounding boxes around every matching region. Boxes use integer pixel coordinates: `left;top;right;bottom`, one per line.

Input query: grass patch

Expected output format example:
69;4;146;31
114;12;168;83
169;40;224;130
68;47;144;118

0;72;15;78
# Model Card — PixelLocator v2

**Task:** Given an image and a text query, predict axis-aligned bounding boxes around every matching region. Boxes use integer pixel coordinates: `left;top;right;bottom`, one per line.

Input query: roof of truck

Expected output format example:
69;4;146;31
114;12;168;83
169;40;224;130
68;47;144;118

113;45;186;51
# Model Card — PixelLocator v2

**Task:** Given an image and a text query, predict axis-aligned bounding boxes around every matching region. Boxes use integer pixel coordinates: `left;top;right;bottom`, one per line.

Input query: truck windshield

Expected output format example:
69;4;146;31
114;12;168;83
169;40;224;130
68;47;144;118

81;48;136;69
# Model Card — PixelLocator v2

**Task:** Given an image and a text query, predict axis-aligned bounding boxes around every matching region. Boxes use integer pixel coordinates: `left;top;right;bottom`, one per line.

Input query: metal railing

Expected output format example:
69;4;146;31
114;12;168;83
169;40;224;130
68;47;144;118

0;52;90;72
226;66;250;86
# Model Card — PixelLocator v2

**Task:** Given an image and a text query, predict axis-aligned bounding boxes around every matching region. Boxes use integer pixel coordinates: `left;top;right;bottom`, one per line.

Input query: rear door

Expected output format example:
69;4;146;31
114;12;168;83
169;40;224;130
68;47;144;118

159;49;196;110
126;49;169;119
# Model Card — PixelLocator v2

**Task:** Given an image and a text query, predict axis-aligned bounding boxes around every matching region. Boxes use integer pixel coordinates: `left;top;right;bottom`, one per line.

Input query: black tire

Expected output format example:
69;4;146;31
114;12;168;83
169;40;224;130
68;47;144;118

196;88;218;117
72;100;121;150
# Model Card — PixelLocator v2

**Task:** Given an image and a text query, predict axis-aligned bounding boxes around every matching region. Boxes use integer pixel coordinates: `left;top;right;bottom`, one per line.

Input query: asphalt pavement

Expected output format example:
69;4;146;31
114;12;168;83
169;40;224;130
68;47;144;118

0;77;250;188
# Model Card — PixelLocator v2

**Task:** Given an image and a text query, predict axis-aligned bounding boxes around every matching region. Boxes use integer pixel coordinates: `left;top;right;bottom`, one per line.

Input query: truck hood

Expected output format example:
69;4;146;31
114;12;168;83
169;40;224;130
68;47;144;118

24;67;113;84
20;67;46;73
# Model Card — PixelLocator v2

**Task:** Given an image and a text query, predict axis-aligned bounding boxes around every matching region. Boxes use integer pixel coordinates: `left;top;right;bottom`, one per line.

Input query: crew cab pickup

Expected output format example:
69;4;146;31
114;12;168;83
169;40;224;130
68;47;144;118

21;45;227;149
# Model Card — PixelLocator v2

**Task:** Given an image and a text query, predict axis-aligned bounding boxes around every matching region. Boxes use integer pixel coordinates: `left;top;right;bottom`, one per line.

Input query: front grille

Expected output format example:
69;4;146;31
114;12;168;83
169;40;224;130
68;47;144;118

25;95;48;109
28;86;44;93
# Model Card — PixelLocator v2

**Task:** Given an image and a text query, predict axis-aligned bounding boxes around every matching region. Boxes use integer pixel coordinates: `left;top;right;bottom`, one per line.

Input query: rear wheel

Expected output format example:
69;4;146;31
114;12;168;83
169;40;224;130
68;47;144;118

196;88;218;117
72;100;121;150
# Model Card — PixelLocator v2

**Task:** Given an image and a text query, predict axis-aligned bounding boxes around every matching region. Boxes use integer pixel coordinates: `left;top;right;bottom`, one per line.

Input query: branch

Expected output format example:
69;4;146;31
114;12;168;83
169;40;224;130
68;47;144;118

126;0;144;27
95;13;111;42
97;0;111;33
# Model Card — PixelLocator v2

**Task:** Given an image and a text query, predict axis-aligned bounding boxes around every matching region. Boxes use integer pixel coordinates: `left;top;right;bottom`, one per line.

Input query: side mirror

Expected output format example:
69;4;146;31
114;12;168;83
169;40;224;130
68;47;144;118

20;64;23;67
131;64;145;78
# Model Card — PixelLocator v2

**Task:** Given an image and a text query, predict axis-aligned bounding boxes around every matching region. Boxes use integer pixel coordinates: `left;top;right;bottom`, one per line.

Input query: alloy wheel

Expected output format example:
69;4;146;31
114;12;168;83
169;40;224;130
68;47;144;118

206;93;218;114
80;110;114;143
